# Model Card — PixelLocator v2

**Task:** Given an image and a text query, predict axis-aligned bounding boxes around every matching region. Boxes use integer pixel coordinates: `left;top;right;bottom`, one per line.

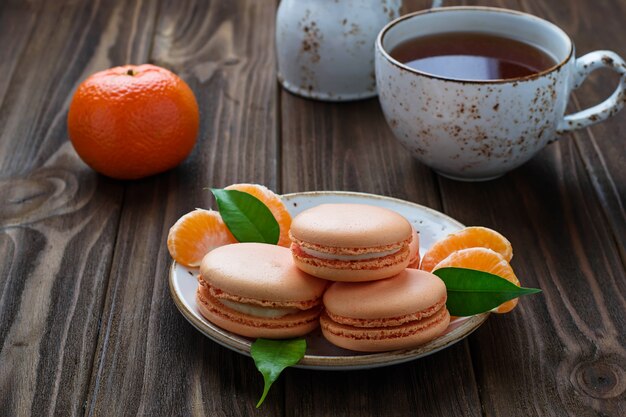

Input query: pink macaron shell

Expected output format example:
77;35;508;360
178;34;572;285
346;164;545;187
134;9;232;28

323;269;447;320
200;243;327;305
321;269;450;351
290;204;412;248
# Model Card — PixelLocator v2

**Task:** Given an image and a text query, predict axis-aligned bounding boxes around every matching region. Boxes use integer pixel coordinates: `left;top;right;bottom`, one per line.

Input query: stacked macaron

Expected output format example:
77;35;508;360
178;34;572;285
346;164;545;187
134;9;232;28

289;204;416;282
289;203;449;352
197;243;327;338
320;269;449;352
195;203;450;353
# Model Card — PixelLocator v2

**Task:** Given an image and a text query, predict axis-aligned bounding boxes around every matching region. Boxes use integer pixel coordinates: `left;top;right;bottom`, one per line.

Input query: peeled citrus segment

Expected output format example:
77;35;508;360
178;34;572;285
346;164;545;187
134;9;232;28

225;183;292;247
420;226;513;273
167;209;237;267
432;247;520;313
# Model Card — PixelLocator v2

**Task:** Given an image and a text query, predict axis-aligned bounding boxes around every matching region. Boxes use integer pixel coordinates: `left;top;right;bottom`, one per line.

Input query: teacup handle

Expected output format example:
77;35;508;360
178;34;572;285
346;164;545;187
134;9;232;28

558;51;626;133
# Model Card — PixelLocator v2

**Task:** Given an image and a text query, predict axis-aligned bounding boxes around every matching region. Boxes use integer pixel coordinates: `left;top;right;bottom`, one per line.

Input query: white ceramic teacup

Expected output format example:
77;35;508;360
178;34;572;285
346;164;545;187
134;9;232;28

375;7;626;181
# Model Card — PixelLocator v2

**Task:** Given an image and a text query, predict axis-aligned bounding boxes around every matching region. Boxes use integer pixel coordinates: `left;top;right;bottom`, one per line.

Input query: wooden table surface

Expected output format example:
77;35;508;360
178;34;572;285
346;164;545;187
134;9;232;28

1;0;625;416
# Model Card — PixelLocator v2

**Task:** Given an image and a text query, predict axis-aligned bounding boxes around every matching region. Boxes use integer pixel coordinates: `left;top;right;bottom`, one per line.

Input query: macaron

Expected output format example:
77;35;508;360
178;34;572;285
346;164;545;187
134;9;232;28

407;227;420;269
289;203;414;282
320;269;450;352
196;243;327;339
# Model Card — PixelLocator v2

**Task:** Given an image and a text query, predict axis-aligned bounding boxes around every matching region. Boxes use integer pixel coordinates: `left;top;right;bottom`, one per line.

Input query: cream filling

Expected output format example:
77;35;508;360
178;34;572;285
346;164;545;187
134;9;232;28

220;299;300;318
301;246;401;261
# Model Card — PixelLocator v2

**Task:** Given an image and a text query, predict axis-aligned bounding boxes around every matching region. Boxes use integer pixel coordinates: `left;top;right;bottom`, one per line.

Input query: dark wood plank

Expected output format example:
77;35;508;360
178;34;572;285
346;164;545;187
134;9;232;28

430;2;626;416
280;0;443;206
280;99;442;207
441;143;626;417
283;1;624;416
280;99;482;417
520;0;626;277
285;343;481;417
0;2;40;110
1;1;622;417
84;1;282;415
280;2;484;415
0;0;159;416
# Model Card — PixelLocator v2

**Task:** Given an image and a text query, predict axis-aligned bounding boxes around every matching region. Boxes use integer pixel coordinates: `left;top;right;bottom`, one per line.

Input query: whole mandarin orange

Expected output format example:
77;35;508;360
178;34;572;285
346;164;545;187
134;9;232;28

67;64;199;179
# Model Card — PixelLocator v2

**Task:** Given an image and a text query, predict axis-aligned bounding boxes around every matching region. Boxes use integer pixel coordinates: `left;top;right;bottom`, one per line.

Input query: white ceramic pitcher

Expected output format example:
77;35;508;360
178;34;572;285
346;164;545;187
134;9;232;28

276;0;443;101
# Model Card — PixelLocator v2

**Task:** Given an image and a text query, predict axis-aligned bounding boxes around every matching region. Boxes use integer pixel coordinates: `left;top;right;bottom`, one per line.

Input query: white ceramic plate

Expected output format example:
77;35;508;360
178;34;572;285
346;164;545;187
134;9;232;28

169;191;489;370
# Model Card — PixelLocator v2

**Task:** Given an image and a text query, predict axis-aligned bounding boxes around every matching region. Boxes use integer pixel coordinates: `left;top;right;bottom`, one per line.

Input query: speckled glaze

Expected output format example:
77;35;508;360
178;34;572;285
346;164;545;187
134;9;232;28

276;0;443;101
376;7;626;181
169;191;489;370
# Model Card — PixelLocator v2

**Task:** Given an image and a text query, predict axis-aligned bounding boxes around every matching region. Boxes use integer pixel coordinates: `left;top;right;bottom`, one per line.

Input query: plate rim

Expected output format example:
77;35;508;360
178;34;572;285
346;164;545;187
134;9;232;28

168;190;490;370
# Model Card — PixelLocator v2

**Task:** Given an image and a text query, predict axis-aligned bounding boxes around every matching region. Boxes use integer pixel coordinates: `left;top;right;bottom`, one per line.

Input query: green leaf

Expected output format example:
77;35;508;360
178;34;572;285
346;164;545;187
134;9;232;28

211;188;280;245
251;338;306;408
433;267;541;316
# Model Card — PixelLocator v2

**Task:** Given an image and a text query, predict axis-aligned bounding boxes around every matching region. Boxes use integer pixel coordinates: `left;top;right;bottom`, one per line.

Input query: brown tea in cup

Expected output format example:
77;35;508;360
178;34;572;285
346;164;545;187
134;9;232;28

390;32;557;80
375;7;626;180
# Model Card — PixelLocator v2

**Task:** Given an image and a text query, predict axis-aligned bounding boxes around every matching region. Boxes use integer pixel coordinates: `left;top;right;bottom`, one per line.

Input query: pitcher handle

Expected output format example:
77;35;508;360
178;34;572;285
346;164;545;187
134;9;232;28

557;51;626;134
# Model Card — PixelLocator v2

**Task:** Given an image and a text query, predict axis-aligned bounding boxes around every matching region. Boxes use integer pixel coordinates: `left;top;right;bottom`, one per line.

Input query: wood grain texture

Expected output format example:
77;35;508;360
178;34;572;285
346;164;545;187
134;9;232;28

520;0;626;273
427;3;626;417
280;98;483;415
0;2;40;110
280;0;442;207
283;1;625;416
0;0;158;416
0;0;624;416
280;98;442;207
280;3;480;416
441;139;626;417
84;1;282;416
284;342;482;417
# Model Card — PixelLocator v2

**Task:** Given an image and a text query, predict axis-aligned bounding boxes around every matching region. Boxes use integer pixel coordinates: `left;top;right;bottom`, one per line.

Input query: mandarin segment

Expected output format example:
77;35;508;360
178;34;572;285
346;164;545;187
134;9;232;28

167;209;236;267
420;226;513;272
225;183;292;247
432;247;520;313
407;228;420;269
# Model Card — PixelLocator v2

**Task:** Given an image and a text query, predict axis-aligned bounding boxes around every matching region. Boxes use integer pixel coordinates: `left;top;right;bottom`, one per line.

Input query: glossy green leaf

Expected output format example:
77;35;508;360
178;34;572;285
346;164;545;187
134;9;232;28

433;267;541;316
211;188;280;244
251;338;306;407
